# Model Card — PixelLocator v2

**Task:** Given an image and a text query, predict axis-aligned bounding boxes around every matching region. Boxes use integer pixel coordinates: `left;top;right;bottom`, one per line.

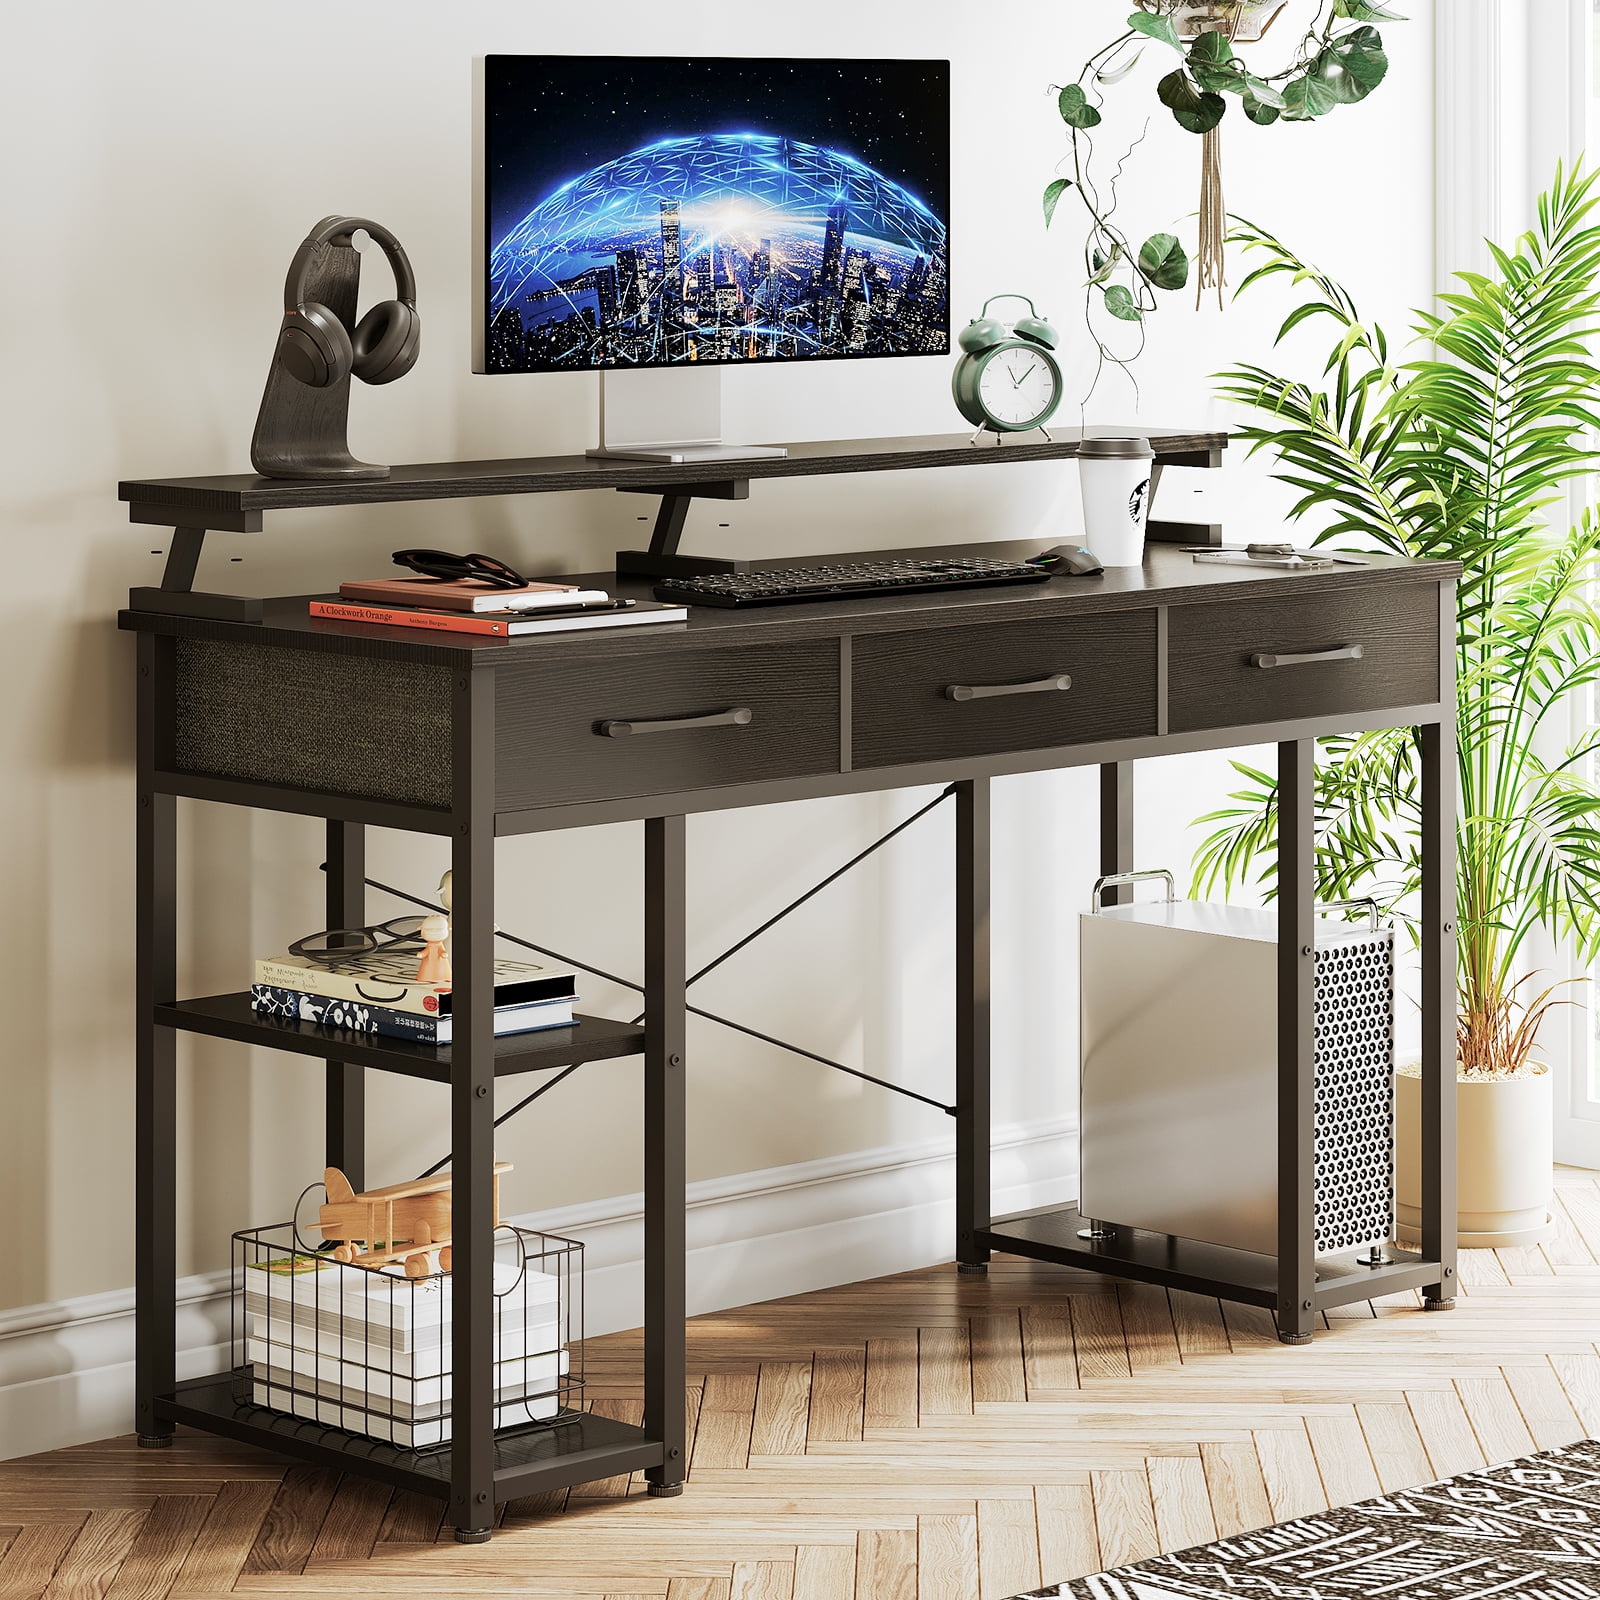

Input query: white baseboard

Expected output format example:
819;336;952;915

0;1117;1075;1462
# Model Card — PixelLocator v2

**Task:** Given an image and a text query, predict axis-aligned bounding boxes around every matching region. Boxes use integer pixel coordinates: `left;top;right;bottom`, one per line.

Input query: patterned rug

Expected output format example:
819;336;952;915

1016;1440;1600;1599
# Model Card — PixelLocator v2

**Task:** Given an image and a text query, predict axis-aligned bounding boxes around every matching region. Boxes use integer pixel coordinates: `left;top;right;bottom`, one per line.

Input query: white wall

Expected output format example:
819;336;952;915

0;0;1435;1341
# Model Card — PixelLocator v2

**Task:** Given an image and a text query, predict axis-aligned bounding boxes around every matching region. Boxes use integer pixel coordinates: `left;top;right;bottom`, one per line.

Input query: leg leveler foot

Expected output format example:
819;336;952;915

648;1482;685;1498
956;1262;989;1276
136;1433;174;1449
1423;1296;1457;1312
453;1527;493;1544
1277;1331;1314;1346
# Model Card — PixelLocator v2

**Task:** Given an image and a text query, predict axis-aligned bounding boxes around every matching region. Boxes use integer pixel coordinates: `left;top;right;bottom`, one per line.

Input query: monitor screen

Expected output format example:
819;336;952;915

479;55;950;373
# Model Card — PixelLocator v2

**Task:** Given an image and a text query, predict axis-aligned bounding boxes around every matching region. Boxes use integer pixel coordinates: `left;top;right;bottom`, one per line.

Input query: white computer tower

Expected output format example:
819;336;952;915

1079;896;1394;1258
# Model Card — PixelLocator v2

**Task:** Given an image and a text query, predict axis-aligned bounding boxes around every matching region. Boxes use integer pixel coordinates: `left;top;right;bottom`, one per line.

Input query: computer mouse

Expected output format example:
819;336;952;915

1032;544;1104;576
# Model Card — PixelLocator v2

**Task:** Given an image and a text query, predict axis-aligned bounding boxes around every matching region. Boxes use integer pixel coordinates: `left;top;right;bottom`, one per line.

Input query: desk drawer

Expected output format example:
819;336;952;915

495;641;839;810
850;610;1158;770
1167;583;1440;734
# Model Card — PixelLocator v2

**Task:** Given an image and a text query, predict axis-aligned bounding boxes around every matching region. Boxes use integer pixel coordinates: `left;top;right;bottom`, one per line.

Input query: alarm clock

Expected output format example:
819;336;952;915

952;294;1065;438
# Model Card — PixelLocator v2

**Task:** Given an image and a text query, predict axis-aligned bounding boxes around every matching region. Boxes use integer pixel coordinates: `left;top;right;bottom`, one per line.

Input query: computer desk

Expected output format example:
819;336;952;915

118;434;1460;1540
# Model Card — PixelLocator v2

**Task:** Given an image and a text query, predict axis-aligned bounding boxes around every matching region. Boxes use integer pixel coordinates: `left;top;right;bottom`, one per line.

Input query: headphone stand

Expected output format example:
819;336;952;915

250;234;389;482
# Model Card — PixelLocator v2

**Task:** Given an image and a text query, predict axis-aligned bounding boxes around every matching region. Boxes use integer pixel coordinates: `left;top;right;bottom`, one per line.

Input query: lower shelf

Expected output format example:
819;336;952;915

157;1373;666;1502
981;1203;1449;1312
156;993;646;1082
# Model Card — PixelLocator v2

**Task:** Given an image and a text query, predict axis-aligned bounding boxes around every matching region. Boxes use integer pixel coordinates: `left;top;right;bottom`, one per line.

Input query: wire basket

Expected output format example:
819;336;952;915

232;1219;583;1451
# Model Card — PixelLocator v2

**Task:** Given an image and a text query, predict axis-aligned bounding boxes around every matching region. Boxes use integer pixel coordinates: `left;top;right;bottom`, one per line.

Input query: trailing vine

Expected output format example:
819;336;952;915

1047;1;1402;394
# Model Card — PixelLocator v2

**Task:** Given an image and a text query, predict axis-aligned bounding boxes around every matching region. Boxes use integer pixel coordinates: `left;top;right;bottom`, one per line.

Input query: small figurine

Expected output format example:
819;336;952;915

435;869;498;956
319;1162;512;1277
414;913;451;983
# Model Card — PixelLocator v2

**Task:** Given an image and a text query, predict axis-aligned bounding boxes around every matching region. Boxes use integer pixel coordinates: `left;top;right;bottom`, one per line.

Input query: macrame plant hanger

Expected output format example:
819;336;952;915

1189;2;1286;307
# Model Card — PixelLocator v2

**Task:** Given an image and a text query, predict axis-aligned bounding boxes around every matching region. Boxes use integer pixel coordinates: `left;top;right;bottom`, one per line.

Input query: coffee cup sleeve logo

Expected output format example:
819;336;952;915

1129;477;1151;521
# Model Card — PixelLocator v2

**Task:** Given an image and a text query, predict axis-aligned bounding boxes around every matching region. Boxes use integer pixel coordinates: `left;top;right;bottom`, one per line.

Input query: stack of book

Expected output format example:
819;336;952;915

250;949;579;1046
309;574;687;637
244;1253;566;1446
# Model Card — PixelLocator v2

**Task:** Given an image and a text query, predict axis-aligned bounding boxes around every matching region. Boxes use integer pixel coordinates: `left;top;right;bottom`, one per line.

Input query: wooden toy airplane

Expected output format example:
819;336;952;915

319;1163;512;1278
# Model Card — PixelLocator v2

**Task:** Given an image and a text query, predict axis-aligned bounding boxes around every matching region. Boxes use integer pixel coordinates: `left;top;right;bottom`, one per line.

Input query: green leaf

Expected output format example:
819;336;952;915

1096;47;1144;86
1280;71;1341;120
1103;283;1142;321
1057;83;1103;129
1157;68;1226;133
1186;29;1243;94
1138;232;1190;291
1127;8;1183;48
1334;0;1404;19
1242;89;1282;125
1088;242;1120;284
1042;178;1073;227
1313;25;1389;105
1243;74;1285;108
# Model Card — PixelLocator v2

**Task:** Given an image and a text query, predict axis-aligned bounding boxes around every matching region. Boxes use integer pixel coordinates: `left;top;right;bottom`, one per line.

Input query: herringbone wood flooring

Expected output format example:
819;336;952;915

10;1170;1600;1600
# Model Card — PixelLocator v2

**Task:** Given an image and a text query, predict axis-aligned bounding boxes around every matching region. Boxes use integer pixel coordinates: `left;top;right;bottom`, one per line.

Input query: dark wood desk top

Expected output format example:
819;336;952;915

119;542;1460;669
118;429;1228;519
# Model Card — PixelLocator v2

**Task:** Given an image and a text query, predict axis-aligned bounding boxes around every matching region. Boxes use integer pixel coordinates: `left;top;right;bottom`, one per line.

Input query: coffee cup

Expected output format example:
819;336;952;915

1078;436;1155;567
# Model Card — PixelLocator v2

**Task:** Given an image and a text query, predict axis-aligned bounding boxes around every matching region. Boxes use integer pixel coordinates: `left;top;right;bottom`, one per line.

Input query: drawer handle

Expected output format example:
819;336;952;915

1250;644;1364;670
944;672;1072;703
597;706;754;737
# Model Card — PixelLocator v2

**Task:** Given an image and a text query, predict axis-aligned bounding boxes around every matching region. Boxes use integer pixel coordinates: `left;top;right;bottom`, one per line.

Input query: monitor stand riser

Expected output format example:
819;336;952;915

590;374;1220;578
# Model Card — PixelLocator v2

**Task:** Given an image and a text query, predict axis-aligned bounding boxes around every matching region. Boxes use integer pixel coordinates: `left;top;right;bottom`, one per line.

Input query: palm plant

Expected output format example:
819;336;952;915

1193;164;1600;1075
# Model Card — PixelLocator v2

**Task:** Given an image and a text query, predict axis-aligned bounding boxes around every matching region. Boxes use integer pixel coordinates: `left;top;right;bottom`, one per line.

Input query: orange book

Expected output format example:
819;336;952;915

311;601;519;634
337;575;606;613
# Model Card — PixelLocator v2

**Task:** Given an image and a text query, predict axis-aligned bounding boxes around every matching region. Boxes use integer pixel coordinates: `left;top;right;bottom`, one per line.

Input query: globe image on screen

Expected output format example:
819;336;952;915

486;133;949;370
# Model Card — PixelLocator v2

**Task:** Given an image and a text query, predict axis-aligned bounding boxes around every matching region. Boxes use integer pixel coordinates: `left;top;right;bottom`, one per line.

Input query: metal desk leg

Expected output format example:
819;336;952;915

135;637;176;1447
449;672;496;1542
1076;762;1136;1242
955;778;992;1273
325;820;365;1189
1099;764;1134;905
644;815;688;1495
1422;710;1459;1309
1276;740;1317;1345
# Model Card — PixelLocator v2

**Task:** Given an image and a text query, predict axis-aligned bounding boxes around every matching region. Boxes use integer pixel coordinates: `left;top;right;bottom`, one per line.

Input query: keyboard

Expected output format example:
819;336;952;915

653;557;1053;609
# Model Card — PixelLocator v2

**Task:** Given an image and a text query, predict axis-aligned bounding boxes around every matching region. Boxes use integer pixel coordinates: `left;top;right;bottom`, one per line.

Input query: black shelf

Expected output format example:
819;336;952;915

982;1204;1444;1313
159;1373;665;1502
155;993;645;1082
119;428;1227;524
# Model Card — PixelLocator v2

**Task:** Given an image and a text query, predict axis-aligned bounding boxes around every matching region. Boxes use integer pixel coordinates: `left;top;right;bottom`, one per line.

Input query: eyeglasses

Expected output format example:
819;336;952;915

392;548;529;590
289;916;431;965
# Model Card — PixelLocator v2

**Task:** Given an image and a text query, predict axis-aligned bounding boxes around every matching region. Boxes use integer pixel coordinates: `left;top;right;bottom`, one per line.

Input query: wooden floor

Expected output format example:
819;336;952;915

9;1171;1600;1600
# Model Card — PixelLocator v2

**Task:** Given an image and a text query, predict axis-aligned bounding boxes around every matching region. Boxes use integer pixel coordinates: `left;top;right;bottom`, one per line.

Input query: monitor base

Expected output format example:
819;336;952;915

591;370;787;466
588;442;789;464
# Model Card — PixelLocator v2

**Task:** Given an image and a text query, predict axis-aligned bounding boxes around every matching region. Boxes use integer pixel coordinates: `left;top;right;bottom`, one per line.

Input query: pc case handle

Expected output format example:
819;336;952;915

1088;877;1383;926
1318;896;1384;931
1089;869;1176;913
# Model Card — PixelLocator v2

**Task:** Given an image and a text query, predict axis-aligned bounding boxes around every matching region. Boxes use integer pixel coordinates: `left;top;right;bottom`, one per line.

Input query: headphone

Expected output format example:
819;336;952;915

277;215;420;389
957;293;1060;355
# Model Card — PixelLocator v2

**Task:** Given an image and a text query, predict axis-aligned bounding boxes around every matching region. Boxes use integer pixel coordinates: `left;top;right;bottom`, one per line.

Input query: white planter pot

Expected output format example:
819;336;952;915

1394;1069;1553;1248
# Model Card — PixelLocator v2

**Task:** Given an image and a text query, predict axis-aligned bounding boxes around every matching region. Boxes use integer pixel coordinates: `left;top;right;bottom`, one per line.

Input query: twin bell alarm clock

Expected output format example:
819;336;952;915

951;294;1064;437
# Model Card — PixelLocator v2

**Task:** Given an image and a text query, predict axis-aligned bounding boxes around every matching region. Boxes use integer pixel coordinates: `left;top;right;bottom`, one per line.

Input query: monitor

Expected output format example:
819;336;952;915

475;55;951;376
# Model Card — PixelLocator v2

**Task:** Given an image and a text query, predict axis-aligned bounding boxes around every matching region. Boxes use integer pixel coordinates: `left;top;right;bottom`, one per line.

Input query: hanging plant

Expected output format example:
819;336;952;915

1047;0;1402;388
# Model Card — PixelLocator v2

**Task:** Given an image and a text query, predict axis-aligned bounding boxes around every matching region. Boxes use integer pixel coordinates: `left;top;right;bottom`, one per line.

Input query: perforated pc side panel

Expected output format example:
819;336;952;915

170;637;453;808
1313;931;1395;1252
